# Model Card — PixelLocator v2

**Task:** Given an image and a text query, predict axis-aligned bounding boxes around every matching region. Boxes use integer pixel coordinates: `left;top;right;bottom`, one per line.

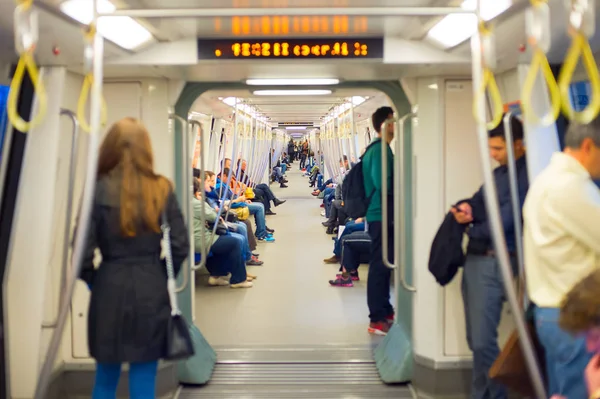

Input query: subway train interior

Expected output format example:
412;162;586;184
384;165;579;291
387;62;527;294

0;0;598;398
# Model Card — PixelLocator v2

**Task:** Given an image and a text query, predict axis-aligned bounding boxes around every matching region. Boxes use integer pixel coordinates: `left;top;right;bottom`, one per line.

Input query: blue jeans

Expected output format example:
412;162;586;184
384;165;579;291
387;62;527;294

93;361;158;399
230;230;252;262
281;164;287;174
461;255;508;399
246;202;267;238
534;306;592;398
318;179;332;192
209;235;246;284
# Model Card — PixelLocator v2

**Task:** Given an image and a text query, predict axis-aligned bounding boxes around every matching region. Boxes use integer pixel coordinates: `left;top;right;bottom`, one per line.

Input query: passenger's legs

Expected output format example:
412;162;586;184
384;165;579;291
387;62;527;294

230;231;252;262
92;363;121;399
461;255;507;399
366;222;393;328
252;188;272;212
256;183;285;207
241;219;257;250
211;235;247;284
246;202;268;239
129;361;158;399
534;306;592;398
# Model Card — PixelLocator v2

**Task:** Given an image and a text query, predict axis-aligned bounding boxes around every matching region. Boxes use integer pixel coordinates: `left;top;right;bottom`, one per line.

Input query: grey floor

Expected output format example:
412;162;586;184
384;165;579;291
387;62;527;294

193;166;386;348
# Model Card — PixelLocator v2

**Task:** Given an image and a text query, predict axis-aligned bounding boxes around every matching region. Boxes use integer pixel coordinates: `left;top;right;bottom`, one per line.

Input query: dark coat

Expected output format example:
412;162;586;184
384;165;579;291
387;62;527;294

79;174;190;364
428;212;466;286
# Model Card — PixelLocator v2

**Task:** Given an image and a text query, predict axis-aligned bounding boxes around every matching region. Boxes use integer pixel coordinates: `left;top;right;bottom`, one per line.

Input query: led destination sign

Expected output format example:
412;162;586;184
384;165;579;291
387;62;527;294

197;38;383;60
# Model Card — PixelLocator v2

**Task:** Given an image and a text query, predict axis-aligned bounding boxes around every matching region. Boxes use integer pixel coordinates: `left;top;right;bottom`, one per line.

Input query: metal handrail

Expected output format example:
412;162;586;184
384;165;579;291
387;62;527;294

168;114;191;291
396;113;417;292
381;117;398;271
471;16;546;398
43;109;80;328
34;32;105;399
503;111;528;310
187;119;208;271
194;106;240;272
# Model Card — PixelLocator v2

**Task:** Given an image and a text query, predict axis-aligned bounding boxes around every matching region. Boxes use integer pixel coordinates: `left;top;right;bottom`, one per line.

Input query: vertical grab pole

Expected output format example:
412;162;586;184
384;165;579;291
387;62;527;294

34;2;104;398
381;118;397;269
503;111;528;310
216;100;240;234
350;99;359;162
188;119;209;271
169;115;191;287
395;114;417;292
42;109;81;329
470;4;547;397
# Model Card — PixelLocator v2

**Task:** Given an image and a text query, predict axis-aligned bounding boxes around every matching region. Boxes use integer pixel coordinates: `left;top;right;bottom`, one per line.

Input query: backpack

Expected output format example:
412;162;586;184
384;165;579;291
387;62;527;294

342;142;377;219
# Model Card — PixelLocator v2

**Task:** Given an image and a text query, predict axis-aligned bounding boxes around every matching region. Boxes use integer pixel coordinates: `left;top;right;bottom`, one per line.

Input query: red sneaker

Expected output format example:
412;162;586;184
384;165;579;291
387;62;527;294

386;313;395;323
368;322;390;336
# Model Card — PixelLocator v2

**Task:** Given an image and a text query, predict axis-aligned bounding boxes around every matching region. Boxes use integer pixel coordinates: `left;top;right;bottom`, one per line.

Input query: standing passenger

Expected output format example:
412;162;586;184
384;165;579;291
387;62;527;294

362;106;395;336
524;118;600;398
452;115;528;399
78;118;190;399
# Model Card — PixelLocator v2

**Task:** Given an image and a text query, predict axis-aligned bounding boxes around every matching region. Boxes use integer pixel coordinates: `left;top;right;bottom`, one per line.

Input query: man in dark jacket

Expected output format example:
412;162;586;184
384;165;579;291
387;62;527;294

452;115;528;399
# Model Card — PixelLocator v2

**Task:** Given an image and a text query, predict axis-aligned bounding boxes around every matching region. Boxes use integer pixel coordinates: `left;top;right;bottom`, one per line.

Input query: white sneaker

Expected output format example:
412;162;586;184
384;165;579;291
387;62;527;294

208;276;229;286
230;281;253;288
320;210;326;216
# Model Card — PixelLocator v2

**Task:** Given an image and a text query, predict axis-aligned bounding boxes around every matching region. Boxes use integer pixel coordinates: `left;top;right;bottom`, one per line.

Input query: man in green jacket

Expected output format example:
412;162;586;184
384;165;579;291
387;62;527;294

362;106;395;336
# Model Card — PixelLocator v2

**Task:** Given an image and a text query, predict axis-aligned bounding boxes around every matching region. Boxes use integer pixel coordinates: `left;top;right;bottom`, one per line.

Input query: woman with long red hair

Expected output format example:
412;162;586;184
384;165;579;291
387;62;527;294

78;117;189;398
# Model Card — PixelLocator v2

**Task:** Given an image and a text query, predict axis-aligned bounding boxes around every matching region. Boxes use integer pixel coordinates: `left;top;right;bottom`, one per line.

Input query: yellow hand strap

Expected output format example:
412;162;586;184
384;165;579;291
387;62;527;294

521;47;561;125
76;24;108;132
7;0;47;132
77;73;108;133
7;52;47;132
472;22;504;130
558;31;600;124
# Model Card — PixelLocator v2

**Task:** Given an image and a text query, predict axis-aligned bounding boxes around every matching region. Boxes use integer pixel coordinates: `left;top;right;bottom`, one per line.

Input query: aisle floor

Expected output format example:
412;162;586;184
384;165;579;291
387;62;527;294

193;166;384;348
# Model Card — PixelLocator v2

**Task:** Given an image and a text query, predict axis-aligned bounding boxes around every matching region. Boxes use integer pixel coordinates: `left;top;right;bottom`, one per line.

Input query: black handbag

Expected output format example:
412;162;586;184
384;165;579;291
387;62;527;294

208;220;228;236
161;210;195;361
225;212;239;223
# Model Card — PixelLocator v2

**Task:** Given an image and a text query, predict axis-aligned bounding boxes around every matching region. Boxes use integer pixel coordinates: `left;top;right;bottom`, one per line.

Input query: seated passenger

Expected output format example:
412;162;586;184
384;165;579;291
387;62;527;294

236;159;286;214
218;168;275;242
196;169;259;254
328;228;371;287
323;218;366;264
195;177;263;267
192;181;253;289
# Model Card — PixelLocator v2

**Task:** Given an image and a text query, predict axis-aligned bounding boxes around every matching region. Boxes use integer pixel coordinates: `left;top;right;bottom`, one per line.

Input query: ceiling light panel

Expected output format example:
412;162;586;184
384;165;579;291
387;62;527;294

253;90;333;96
246;79;340;86
60;0;153;50
426;0;512;49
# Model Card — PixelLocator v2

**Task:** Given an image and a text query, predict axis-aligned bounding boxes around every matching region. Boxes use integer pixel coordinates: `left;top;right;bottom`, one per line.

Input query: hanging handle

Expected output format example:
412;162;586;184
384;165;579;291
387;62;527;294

558;0;600;124
169;114;192;288
558;33;600;124
7;0;47;133
76;24;108;132
42;109;80;329
521;0;561;126
472;22;504;130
